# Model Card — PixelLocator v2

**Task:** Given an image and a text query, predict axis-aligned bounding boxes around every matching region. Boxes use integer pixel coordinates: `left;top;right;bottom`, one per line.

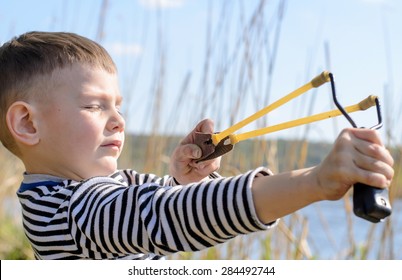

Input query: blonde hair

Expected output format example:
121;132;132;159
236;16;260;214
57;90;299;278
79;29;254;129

0;31;117;155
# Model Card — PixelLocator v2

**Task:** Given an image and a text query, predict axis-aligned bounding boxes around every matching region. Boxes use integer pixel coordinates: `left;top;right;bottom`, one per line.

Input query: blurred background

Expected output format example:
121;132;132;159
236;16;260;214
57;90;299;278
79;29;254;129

0;0;401;259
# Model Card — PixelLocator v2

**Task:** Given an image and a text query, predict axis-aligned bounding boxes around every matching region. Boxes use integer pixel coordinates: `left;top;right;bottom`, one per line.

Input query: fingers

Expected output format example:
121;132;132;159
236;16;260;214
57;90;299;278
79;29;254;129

175;119;214;161
189;157;221;172
180;119;215;145
352;159;394;188
194;118;214;134
176;144;202;161
352;150;394;188
351;128;383;145
340;128;394;188
353;135;394;167
169;119;221;184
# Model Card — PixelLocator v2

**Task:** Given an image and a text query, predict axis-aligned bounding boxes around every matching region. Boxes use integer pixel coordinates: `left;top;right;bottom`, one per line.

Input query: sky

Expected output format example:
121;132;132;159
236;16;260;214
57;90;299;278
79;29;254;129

1;0;401;144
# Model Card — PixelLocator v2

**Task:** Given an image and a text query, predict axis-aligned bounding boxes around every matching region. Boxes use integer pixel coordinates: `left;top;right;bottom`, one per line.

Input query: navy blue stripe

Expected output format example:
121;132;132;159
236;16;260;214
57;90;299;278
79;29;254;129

19;180;62;192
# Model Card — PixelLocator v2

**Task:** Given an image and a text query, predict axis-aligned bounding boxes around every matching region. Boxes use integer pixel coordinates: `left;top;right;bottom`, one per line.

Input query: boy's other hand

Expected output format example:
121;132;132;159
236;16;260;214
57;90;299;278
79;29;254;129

170;119;221;184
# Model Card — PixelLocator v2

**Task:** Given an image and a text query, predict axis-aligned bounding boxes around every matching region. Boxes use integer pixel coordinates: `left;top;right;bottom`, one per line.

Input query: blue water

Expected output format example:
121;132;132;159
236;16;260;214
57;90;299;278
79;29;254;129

211;198;402;260
294;198;402;259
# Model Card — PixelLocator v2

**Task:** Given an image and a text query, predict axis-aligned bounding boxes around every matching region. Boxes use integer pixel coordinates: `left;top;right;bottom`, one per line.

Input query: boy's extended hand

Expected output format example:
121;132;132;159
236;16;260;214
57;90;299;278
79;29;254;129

313;128;394;201
170;119;221;184
252;128;394;224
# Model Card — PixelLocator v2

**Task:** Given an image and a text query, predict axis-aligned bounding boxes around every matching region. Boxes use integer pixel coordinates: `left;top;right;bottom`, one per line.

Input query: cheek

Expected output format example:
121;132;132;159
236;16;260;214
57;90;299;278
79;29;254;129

53;113;103;148
72;117;104;145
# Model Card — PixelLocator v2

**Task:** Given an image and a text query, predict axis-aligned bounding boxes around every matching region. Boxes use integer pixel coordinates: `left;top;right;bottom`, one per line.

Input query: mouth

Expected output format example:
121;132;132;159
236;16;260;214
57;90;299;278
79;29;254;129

101;140;122;151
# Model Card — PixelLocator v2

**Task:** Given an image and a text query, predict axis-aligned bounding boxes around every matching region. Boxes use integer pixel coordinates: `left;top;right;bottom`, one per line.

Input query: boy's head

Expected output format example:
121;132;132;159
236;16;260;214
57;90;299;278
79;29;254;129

0;31;125;180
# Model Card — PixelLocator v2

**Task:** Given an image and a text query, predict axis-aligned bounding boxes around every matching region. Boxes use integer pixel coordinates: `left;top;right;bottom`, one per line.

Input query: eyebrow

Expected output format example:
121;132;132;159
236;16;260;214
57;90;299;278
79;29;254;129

81;91;123;104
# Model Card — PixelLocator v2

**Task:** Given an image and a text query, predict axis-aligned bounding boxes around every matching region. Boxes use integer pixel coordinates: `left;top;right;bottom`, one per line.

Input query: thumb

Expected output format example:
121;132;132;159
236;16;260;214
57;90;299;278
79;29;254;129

177;144;202;161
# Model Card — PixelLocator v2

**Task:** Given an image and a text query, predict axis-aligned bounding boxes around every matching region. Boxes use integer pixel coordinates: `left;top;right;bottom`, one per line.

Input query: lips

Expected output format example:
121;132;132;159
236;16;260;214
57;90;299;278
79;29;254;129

101;140;122;150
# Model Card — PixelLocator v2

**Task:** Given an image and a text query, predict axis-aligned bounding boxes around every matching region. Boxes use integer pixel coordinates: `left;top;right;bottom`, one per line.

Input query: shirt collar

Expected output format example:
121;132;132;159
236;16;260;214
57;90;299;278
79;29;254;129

19;173;66;192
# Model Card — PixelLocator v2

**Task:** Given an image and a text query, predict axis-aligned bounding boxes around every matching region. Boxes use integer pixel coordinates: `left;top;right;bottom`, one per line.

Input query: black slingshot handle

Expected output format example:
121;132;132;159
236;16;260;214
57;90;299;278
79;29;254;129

353;183;392;223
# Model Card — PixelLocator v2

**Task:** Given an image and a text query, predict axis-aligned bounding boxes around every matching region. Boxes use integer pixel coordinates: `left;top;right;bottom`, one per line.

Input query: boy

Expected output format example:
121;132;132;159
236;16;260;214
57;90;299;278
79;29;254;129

0;31;394;259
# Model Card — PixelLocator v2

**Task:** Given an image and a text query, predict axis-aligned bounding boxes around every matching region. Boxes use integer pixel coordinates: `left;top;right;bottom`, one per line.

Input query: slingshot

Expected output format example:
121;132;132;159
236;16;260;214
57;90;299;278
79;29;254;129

195;71;380;162
194;71;392;223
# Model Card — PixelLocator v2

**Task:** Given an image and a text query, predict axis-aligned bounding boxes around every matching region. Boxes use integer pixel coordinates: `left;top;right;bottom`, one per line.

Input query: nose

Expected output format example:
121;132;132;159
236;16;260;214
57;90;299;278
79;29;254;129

107;109;125;132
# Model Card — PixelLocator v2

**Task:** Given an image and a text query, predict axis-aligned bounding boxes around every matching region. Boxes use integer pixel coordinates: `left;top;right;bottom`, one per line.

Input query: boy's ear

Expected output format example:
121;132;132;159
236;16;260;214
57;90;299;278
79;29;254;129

6;101;40;146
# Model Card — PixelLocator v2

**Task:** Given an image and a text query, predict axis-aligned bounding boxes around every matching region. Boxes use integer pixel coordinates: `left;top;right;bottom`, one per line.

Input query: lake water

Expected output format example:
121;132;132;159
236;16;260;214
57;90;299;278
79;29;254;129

211;198;402;260
292;198;402;259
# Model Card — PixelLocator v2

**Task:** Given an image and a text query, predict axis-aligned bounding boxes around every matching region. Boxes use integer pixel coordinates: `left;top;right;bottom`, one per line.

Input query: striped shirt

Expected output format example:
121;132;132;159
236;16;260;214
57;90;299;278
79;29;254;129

16;167;276;259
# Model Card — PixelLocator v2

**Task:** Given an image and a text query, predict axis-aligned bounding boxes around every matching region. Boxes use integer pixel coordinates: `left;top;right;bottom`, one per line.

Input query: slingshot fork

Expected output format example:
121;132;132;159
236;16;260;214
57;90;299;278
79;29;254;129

194;71;379;163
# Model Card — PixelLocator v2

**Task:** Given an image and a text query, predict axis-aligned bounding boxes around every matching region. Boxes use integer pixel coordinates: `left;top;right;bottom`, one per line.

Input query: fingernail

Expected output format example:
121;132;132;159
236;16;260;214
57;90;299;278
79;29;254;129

193;149;201;159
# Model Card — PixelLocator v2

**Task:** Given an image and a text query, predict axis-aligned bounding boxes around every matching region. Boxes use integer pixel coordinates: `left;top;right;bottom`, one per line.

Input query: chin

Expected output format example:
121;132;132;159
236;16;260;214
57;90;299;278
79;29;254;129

101;166;118;176
89;165;118;178
97;159;118;174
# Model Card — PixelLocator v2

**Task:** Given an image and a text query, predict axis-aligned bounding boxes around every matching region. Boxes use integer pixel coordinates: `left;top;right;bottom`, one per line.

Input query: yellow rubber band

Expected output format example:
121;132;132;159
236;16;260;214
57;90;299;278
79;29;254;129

212;71;330;145
230;96;376;143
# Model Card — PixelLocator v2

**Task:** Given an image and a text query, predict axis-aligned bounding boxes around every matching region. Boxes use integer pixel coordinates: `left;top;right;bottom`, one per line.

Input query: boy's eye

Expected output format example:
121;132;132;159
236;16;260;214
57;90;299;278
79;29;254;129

84;105;102;111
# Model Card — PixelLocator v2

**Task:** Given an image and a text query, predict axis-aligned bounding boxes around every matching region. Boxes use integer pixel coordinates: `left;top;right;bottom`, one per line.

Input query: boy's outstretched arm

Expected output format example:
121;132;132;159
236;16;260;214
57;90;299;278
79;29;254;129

169;119;221;184
252;128;394;224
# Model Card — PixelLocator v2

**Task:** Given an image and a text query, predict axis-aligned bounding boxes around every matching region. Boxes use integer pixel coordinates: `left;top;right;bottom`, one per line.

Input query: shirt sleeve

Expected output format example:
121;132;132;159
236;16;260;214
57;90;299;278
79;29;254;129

68;167;277;258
